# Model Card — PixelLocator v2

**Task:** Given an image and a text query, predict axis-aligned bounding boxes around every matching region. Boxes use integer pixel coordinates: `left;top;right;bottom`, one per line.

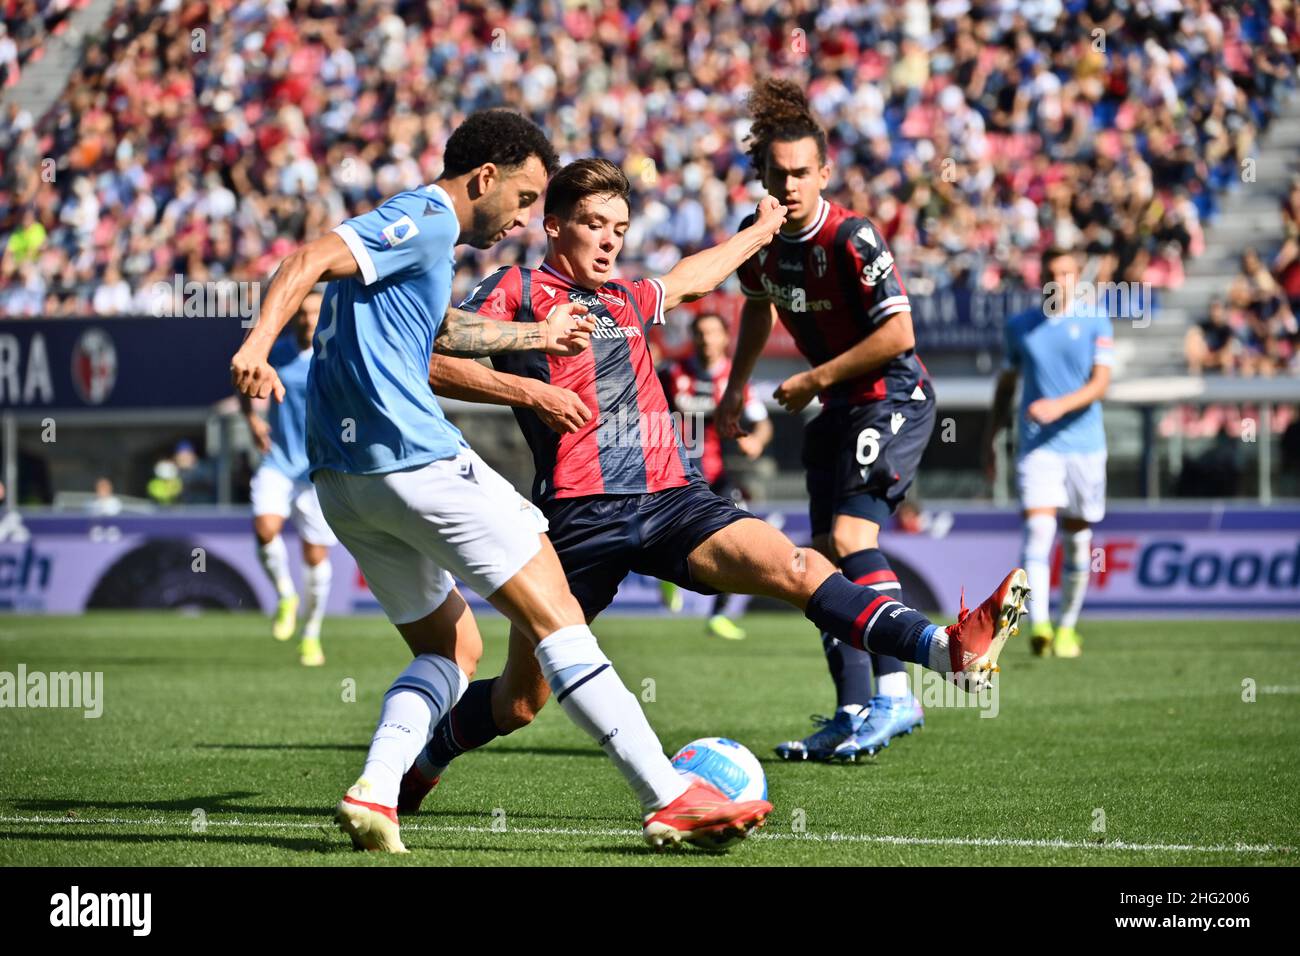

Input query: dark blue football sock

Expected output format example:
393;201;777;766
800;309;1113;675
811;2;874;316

820;630;874;709
838;548;909;679
420;677;503;776
805;572;936;664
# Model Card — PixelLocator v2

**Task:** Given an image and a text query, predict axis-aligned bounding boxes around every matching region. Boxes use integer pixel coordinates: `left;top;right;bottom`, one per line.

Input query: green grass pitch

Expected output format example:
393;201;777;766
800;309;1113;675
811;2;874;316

1;612;1296;866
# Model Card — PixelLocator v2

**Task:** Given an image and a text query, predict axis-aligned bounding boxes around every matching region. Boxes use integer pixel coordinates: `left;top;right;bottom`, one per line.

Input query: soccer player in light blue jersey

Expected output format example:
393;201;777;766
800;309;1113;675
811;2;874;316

238;286;336;665
987;247;1114;658
231;110;775;853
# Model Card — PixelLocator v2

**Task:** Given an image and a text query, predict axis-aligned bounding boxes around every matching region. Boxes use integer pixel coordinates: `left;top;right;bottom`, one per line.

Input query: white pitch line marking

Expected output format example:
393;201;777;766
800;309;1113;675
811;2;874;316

0;815;1290;855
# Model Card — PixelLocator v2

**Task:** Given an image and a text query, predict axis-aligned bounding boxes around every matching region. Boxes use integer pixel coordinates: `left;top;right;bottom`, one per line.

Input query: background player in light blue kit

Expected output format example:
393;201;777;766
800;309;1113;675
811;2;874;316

986;247;1114;658
239;285;336;665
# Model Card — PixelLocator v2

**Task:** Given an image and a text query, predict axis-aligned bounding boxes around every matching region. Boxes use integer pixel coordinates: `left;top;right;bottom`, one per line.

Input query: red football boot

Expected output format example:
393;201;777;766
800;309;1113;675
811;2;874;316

943;568;1029;692
642;781;772;851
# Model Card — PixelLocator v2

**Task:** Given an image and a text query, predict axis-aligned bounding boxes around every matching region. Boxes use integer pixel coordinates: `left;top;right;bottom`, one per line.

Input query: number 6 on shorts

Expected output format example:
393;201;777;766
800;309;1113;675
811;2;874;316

856;427;881;470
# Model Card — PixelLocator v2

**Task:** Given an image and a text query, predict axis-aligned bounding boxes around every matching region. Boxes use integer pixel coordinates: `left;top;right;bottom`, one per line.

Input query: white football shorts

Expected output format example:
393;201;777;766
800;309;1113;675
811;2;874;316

313;448;548;625
1016;448;1107;523
250;463;339;547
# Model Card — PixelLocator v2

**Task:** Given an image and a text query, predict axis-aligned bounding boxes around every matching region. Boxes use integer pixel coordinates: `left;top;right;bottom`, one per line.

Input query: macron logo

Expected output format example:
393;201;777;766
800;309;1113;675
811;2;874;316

50;886;151;936
380;215;419;248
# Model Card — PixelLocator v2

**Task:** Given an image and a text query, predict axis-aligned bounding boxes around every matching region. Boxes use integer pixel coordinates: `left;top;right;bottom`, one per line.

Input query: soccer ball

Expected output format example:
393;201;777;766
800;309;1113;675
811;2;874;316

670;737;767;802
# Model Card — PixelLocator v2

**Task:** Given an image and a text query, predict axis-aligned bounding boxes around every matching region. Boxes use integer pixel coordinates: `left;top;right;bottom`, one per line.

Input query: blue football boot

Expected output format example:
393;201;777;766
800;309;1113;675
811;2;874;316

774;710;865;762
831;694;925;761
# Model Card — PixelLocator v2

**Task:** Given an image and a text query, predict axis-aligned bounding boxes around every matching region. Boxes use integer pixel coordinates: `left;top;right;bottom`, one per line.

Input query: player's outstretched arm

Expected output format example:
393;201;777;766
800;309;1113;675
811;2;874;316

656;197;787;310
434;303;593;357
775;310;917;413
717;297;777;437
428;354;592;434
231;232;357;401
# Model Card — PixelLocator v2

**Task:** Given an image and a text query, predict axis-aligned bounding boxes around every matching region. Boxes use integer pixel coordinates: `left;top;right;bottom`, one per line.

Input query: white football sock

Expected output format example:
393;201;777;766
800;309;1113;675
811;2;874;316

362;654;467;806
535;624;687;812
838;703;866;717
1057;526;1093;629
256;534;296;600
877;671;910;698
301;558;332;639
1022;513;1057;627
927;625;951;672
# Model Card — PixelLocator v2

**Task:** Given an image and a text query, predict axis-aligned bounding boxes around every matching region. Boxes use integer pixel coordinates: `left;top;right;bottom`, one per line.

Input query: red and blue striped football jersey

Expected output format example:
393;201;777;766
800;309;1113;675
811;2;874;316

736;197;930;406
457;262;696;501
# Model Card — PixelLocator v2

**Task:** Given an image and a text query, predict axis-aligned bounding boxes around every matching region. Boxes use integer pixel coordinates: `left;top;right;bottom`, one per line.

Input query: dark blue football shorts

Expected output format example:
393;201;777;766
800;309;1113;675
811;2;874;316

540;476;751;618
802;382;936;537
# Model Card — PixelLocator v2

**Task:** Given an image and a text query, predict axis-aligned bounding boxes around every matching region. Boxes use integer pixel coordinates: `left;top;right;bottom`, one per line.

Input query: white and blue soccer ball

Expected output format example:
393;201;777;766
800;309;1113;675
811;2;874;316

670;737;767;802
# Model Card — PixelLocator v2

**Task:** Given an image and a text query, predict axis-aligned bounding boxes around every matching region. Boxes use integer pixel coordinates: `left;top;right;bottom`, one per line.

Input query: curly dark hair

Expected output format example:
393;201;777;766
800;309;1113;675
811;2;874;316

441;109;560;179
543;157;630;219
744;78;827;172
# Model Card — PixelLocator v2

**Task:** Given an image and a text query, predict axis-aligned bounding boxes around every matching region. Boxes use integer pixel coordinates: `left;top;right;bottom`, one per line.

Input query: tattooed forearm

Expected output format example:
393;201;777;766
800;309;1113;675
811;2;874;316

433;308;544;357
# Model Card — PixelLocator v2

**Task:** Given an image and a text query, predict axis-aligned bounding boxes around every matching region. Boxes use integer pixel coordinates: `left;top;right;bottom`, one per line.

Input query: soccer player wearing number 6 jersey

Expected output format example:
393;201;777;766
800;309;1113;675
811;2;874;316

394;158;1027;815
719;79;939;762
986;247;1113;659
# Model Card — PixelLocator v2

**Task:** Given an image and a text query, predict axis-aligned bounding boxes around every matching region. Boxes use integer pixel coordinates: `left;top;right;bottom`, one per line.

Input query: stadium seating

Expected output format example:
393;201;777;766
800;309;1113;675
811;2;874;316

0;0;1297;383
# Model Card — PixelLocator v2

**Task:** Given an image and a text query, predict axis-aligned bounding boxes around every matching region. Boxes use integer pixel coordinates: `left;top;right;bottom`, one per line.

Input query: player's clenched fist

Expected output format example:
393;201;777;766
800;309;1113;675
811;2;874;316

542;302;595;356
231;346;286;402
774;369;819;413
753;195;787;240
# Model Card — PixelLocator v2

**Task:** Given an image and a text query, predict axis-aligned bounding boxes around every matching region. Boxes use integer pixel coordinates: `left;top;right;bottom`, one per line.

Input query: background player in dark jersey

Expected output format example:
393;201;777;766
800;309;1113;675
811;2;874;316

661;312;773;640
718;78;937;763
395;158;1026;810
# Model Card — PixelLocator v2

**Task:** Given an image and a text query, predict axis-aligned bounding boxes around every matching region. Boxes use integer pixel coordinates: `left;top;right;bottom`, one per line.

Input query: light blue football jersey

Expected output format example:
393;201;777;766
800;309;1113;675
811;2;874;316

306;183;468;476
263;336;312;482
1004;302;1114;456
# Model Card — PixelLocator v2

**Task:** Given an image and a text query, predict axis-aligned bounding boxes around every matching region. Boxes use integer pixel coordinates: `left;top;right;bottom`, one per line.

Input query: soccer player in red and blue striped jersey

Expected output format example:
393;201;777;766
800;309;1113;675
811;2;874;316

719;78;941;761
397;159;1027;811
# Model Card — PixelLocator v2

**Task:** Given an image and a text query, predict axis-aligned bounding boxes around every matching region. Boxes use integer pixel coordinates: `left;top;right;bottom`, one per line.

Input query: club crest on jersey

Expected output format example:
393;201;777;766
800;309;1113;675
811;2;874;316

812;245;828;277
380;215;419;248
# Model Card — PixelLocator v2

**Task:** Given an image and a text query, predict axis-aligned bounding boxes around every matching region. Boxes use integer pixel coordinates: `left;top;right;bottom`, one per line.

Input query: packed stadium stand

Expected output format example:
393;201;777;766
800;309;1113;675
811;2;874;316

1;0;1298;508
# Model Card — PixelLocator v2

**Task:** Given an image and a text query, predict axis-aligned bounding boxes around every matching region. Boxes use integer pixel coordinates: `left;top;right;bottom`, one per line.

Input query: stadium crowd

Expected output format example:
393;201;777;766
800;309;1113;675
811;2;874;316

0;1;88;89
1185;175;1300;376
0;0;1297;341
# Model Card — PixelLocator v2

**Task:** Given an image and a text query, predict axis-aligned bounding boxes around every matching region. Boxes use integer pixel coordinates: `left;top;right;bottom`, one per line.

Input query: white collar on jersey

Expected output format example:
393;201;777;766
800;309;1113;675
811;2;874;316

777;197;829;243
538;261;600;293
424;182;455;212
